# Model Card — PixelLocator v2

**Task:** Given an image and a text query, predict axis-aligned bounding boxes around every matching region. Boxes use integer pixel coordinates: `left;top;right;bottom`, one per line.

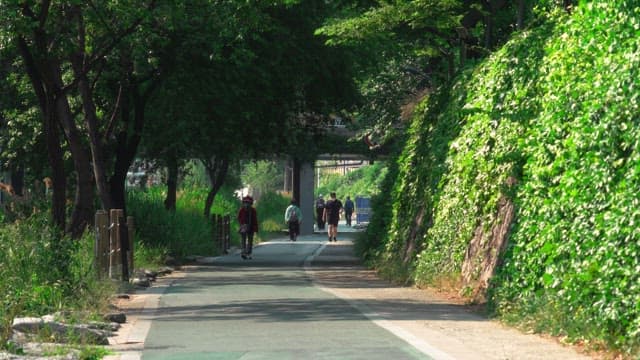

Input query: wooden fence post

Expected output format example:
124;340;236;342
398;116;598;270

212;214;219;253
211;214;231;255
223;215;230;254
119;212;129;282
217;215;223;253
109;209;123;280
95;210;109;279
127;216;134;276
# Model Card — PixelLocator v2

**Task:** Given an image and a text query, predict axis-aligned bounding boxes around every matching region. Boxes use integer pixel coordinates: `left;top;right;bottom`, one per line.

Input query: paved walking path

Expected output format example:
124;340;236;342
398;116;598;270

106;224;594;360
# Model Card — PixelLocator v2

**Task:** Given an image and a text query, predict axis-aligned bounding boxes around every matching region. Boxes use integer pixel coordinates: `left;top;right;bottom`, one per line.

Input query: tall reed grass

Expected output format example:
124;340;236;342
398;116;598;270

0;213;114;346
126;186;239;260
255;191;291;233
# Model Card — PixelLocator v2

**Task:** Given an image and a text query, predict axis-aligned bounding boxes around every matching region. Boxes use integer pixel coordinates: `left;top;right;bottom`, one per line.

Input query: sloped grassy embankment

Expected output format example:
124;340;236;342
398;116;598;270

363;3;639;355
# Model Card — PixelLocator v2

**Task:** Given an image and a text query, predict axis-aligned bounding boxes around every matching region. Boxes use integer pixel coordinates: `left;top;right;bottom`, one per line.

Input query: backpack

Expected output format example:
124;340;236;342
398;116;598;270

289;207;298;222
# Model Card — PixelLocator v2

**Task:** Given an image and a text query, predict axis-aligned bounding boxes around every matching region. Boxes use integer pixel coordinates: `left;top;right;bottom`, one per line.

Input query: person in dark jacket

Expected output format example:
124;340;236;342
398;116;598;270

344;196;354;226
315;194;325;230
322;192;342;242
237;195;258;259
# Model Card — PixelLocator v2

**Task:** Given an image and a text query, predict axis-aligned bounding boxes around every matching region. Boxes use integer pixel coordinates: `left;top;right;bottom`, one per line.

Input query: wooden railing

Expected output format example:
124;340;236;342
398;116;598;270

212;214;231;254
94;209;134;281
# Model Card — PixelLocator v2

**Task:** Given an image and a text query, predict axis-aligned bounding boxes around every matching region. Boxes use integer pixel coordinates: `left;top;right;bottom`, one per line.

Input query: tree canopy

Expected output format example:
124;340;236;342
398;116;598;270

316;0;537;144
0;0;361;233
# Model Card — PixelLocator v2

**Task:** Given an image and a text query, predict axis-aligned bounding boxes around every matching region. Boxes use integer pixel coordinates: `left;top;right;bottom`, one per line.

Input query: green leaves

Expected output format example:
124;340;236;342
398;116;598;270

368;1;640;353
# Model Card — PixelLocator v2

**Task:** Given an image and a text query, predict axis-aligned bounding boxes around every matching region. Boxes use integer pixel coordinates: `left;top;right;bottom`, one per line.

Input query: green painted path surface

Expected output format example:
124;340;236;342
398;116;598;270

141;233;431;360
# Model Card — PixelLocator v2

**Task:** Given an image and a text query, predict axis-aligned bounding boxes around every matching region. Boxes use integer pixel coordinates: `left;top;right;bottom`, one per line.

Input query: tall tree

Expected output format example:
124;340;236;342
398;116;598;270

141;0;360;218
0;43;49;199
1;1;158;236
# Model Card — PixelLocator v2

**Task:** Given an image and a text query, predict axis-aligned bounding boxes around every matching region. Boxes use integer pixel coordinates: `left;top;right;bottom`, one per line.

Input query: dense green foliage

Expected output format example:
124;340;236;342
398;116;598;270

127;185;292;259
0;214;113;346
367;2;640;354
255;191;292;233
316;162;388;200
241;161;284;199
127;186;239;259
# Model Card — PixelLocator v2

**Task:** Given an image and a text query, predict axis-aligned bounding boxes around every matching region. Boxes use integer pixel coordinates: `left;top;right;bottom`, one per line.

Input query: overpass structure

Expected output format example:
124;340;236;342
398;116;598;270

286;125;388;235
288;155;372;236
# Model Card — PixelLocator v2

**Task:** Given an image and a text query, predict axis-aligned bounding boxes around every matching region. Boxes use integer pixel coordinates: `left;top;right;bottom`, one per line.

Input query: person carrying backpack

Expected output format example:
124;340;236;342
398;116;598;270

285;199;303;241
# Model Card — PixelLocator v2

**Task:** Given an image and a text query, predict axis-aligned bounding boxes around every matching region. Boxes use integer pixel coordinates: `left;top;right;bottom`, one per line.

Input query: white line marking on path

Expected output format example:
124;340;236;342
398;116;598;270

304;244;456;360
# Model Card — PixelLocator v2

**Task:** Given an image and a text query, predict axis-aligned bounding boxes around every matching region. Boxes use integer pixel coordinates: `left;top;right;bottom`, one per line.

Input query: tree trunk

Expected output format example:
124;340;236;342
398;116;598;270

47;111;67;231
55;91;95;239
203;158;229;218
483;14;493;49
109;62;159;215
164;155;178;211
71;10;113;213
447;51;455;81
16;36;67;230
517;0;526;30
10;166;24;197
76;71;113;211
20;31;94;238
483;0;507;50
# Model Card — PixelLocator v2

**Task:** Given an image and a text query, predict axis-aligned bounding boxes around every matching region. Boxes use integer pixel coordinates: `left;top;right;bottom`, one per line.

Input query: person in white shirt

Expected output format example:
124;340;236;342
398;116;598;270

285;199;303;241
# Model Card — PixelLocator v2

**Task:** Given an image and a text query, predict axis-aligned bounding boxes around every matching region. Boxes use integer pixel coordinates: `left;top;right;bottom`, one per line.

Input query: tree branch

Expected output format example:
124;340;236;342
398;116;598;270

39;0;51;28
104;84;123;142
61;0;158;93
85;0;158;74
20;3;37;21
15;37;47;112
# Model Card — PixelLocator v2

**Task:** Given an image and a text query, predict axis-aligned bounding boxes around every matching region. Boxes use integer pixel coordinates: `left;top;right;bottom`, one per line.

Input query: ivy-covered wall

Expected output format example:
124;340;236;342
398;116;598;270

363;2;640;353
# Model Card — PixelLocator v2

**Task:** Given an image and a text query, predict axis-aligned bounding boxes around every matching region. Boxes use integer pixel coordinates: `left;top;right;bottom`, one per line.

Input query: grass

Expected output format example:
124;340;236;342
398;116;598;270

0;212;115;351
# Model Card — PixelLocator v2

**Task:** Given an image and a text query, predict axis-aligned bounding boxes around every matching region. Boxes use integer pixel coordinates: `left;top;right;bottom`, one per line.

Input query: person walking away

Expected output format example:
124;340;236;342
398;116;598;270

323;192;342;242
237;196;258;259
344;196;354;226
315;194;325;230
285;199;302;241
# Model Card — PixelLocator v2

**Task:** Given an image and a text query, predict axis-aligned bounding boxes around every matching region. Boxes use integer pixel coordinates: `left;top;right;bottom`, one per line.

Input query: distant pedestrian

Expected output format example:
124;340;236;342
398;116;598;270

237;195;258;259
344;196;354;226
323;192;342;242
285;199;302;241
315;194;325;230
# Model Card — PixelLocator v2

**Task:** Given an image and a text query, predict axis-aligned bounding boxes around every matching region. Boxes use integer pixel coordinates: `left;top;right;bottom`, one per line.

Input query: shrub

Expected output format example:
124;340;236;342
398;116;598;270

316;162;388;200
255;191;291;234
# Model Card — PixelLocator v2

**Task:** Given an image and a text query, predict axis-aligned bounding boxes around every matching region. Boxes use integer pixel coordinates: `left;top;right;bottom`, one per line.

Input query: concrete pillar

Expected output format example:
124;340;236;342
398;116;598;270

299;162;315;235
